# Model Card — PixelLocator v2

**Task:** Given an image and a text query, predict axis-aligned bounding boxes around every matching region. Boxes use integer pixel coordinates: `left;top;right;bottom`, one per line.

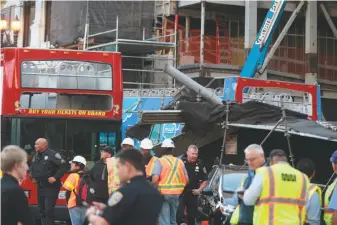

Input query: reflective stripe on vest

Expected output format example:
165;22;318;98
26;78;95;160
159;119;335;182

107;157;120;195
324;180;337;225
305;184;322;224
158;155;187;195
230;175;247;225
145;156;157;177
253;163;309;225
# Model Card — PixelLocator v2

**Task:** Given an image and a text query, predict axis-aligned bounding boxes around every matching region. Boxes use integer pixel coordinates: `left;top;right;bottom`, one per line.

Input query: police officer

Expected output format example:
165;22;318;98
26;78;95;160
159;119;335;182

86;148;164;225
30;138;68;225
176;145;208;225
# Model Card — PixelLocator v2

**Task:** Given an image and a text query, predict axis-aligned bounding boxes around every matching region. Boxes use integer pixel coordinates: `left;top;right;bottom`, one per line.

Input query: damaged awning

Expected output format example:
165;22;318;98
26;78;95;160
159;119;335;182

151;126;225;156
139;110;183;124
127;101;337;143
228;122;337;142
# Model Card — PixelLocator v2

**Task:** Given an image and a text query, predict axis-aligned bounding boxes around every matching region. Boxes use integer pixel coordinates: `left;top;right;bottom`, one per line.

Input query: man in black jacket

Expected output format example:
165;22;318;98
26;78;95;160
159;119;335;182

30;138;68;225
88;146;113;203
1;145;34;225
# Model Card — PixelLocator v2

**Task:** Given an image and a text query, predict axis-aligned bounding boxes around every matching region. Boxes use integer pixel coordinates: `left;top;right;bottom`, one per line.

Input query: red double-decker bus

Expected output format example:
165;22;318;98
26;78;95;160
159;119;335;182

0;48;123;223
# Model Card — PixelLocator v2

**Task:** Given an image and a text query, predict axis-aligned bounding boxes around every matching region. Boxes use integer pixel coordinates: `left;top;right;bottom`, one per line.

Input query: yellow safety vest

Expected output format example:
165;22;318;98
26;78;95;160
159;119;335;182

253;163;309;225
145;156;157;178
230;176;247;225
304;183;322;224
107;157;120;195
324;180;337;225
0;170;3;179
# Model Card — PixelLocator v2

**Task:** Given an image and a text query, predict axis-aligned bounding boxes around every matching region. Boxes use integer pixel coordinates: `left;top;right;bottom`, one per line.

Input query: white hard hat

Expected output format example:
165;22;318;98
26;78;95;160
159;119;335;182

140;138;153;149
121;137;135;147
70;155;87;166
161;138;175;148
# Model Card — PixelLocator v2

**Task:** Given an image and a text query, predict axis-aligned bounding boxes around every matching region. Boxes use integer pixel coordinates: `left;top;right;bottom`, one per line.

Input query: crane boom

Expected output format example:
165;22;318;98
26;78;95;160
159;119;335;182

240;0;288;78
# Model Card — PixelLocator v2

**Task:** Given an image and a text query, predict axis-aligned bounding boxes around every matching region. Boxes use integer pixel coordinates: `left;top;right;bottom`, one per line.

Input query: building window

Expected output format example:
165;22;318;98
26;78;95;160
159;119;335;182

23;1;35;47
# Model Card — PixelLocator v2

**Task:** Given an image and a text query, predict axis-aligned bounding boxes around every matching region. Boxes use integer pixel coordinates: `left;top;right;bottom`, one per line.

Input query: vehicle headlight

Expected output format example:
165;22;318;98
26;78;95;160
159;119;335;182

58;191;66;199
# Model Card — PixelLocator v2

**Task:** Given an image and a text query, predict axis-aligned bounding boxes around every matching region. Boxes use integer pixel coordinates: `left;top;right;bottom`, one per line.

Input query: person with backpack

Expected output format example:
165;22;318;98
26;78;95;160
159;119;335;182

63;156;89;225
87;146;112;203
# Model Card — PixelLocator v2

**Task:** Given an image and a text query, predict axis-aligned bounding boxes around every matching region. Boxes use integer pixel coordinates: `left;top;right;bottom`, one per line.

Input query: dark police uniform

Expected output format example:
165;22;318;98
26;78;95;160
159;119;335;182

1;173;34;225
30;149;68;225
101;175;164;225
177;157;208;225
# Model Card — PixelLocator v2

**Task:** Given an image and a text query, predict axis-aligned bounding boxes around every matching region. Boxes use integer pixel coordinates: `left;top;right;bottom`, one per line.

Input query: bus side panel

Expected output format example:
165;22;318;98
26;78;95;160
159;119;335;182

21;173;70;205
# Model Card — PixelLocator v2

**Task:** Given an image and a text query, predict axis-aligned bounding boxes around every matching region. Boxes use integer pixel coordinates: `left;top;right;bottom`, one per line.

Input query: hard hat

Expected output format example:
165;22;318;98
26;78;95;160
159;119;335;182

121;137;135;147
70;155;87;166
140;138;153;149
161;138;175;148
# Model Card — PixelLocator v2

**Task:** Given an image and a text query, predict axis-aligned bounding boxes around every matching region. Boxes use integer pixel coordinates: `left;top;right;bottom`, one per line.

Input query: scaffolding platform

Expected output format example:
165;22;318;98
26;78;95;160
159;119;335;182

87;38;175;55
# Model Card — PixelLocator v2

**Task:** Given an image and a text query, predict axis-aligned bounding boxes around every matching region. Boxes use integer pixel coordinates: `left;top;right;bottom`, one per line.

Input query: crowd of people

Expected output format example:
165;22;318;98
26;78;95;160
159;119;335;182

1;138;337;225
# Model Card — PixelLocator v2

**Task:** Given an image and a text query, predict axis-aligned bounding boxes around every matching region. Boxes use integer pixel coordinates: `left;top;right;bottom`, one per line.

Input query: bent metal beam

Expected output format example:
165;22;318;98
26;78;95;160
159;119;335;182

163;64;223;105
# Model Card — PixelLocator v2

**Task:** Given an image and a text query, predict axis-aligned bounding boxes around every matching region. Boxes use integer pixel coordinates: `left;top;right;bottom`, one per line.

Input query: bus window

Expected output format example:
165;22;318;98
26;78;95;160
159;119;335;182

17;118;121;170
1;117;12;149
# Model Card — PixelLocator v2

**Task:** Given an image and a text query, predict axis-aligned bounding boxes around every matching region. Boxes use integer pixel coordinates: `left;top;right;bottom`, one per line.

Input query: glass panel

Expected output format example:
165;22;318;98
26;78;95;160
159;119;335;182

19;92;112;111
18;118;120;169
1;117;12;149
222;173;247;192
21;60;112;91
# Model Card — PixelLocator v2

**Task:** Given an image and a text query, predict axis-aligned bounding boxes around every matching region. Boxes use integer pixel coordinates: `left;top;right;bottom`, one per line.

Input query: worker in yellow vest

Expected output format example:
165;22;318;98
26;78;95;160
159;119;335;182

140;138;157;181
107;137;135;195
230;176;247;225
323;150;337;225
243;149;310;225
152;138;189;225
296;158;322;225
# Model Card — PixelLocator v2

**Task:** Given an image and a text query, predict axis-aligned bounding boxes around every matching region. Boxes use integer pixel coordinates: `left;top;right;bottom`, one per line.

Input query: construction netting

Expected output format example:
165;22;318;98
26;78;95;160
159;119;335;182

50;1;154;46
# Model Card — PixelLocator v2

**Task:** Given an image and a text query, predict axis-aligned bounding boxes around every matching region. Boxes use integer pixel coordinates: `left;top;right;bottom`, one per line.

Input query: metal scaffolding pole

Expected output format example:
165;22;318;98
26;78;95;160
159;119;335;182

320;3;337;39
200;0;205;65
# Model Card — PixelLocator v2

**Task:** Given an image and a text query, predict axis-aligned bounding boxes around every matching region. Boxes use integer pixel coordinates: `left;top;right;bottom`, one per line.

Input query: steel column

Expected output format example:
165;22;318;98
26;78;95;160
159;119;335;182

244;0;257;56
305;0;318;84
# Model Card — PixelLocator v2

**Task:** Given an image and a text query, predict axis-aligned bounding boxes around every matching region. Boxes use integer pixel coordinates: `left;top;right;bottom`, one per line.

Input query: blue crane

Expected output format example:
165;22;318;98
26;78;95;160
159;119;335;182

222;0;323;120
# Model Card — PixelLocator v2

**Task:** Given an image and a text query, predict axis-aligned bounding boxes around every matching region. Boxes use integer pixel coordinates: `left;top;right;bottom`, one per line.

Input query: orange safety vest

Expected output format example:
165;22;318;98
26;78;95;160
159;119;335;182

157;155;187;195
145;156;157;178
107;157;121;195
63;173;81;209
253;163;309;225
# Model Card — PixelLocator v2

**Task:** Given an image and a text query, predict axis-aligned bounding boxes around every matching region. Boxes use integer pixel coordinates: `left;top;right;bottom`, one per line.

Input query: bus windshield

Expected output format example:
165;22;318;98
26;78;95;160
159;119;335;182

2;117;121;168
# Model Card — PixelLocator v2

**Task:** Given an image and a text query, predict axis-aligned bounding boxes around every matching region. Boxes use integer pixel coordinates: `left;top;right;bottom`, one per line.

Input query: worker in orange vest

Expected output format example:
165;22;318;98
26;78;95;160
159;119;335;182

140;138;157;182
152;138;189;225
107;137;135;195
